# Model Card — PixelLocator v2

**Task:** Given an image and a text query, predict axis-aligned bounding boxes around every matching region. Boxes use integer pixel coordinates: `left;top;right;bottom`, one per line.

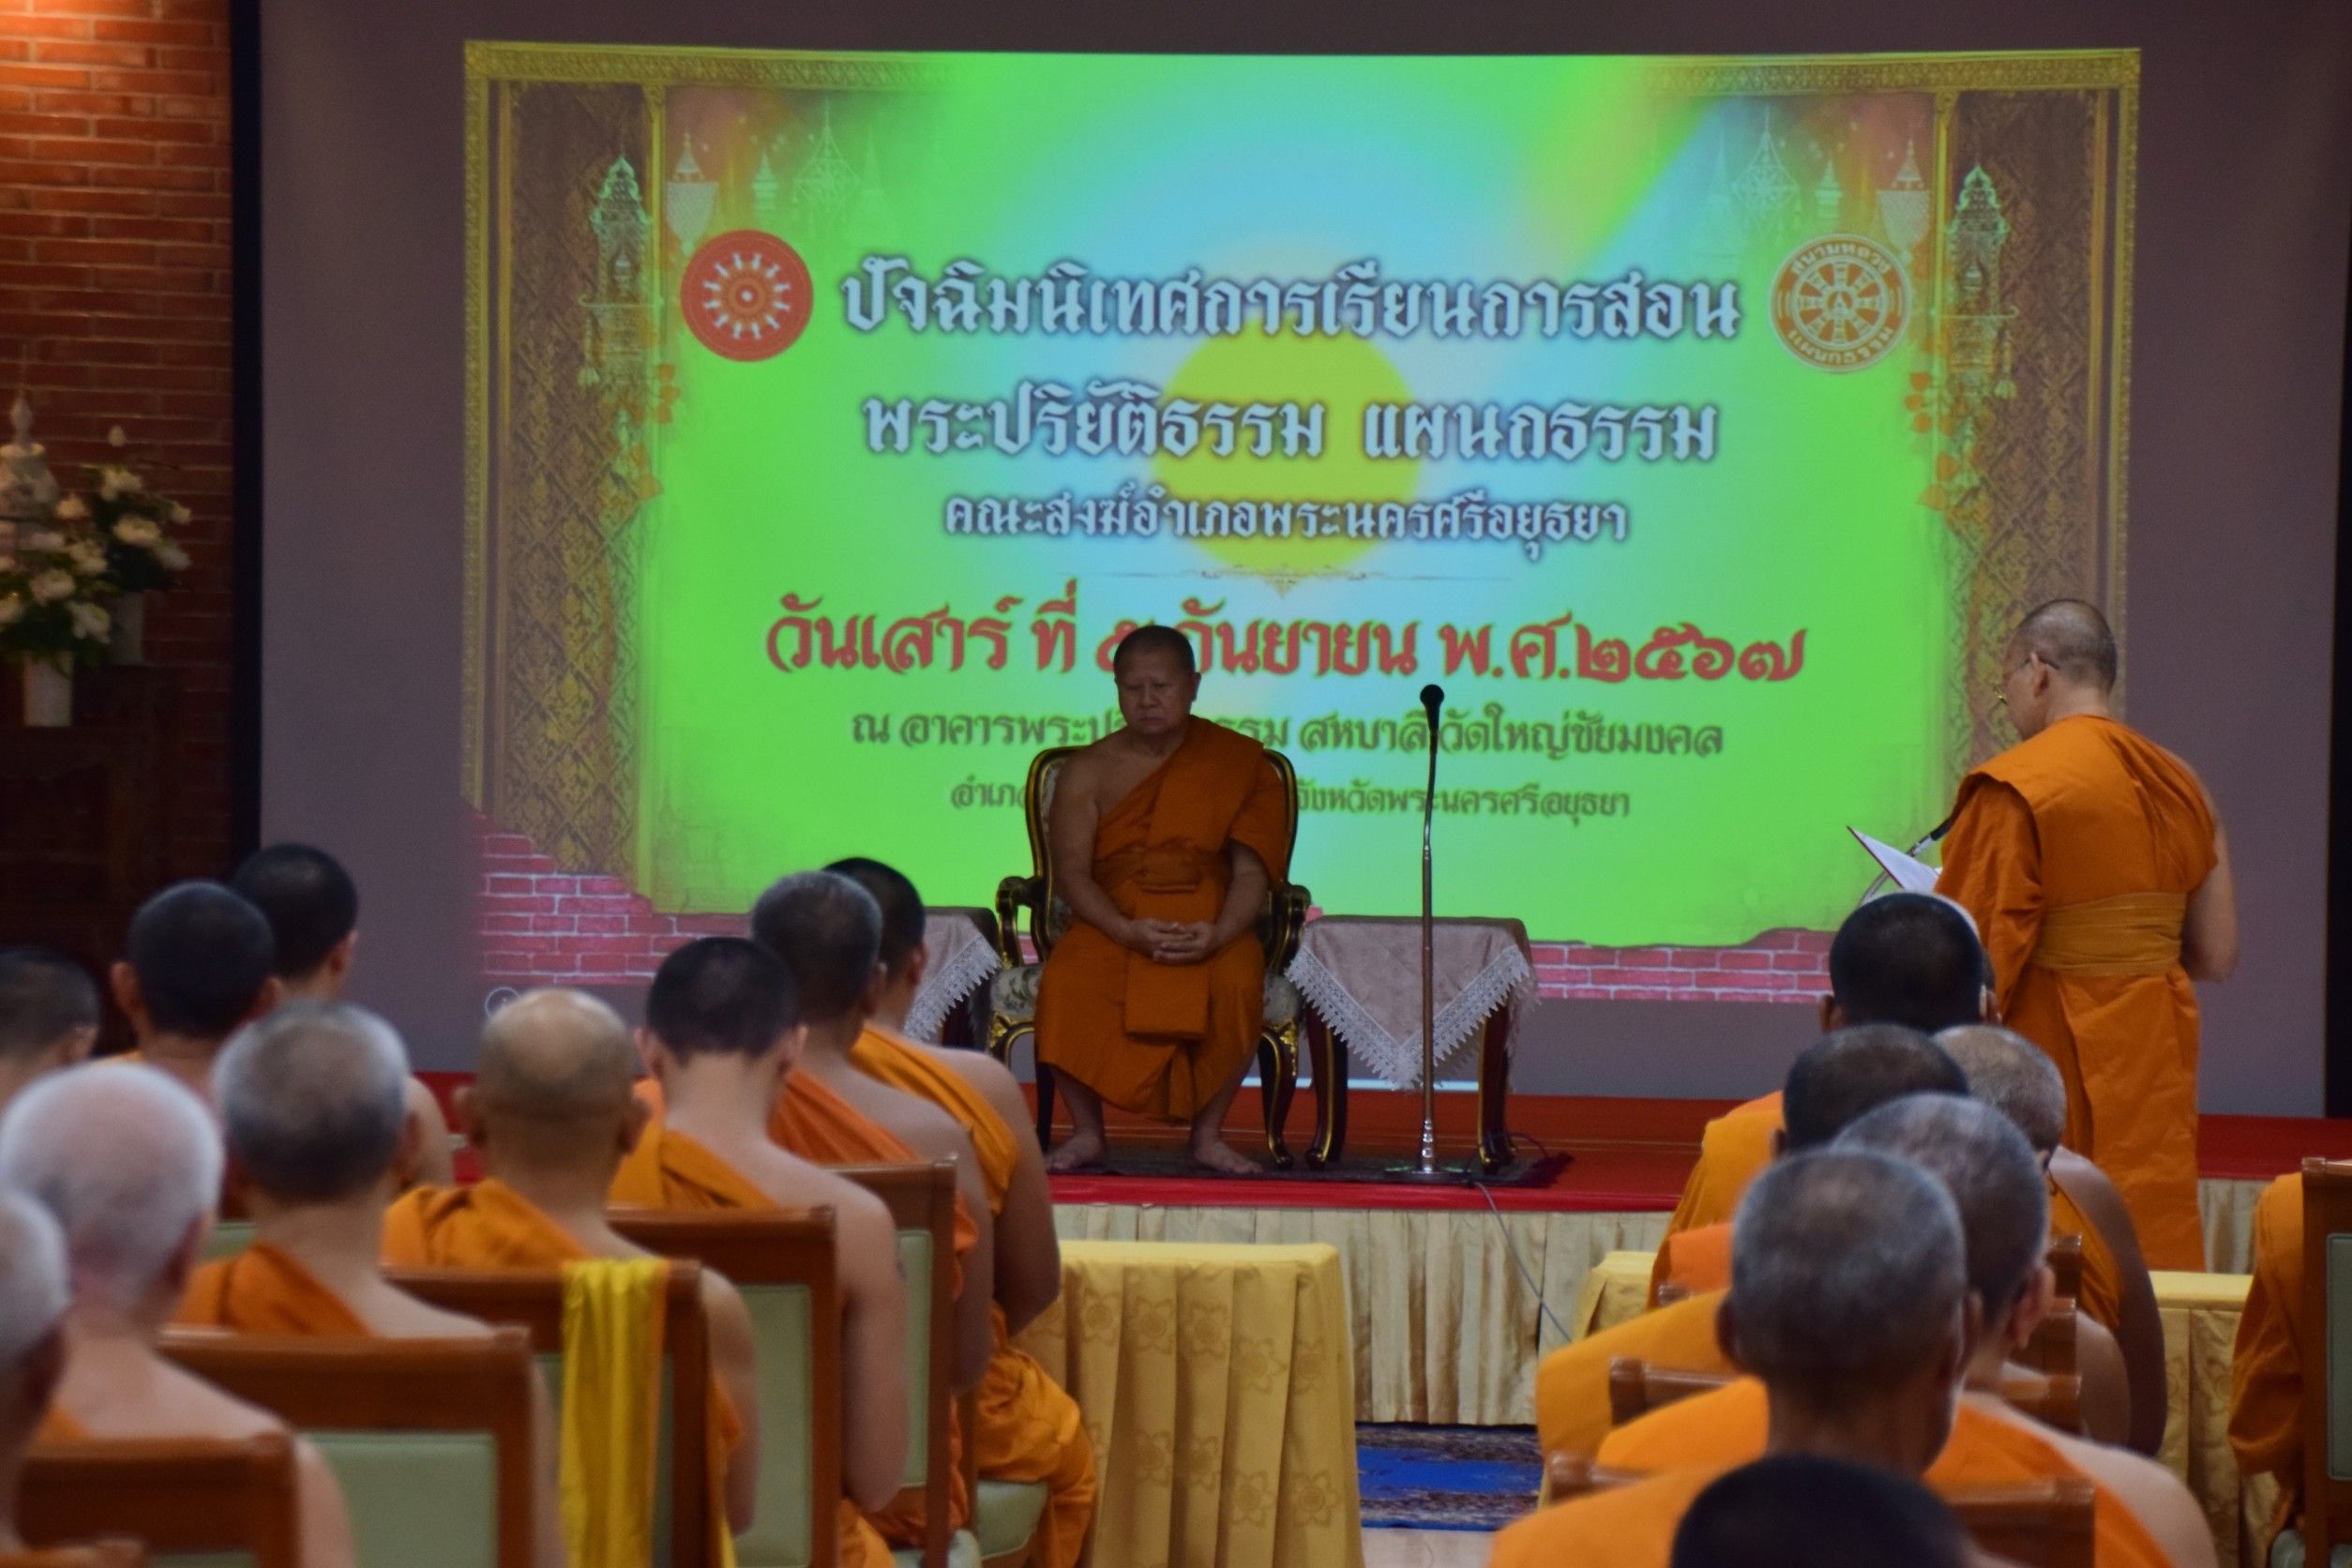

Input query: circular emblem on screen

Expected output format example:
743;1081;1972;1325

682;231;812;361
1771;234;1909;371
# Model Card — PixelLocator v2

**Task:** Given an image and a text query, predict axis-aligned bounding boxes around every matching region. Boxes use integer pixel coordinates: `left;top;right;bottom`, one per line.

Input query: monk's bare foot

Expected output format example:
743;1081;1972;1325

1187;1136;1259;1176
1046;1130;1108;1173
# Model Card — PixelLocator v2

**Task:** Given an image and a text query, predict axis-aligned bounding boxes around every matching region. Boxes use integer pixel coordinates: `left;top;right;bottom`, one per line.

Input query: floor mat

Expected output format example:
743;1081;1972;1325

1357;1423;1540;1530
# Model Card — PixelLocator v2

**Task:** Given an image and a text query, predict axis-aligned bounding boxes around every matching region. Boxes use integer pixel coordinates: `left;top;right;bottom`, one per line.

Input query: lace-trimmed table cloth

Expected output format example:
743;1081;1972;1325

1287;914;1537;1089
907;906;1003;1043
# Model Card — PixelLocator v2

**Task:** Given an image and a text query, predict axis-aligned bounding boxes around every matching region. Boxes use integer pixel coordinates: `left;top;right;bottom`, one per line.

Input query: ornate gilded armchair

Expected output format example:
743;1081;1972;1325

987;745;1312;1168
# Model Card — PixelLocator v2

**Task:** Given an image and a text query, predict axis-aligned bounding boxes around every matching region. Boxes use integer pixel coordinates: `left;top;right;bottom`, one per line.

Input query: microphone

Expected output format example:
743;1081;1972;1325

1420;683;1444;724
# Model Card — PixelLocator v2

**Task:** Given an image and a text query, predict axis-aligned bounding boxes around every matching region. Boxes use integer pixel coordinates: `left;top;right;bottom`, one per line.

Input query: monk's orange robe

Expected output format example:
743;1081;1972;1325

1937;715;2218;1270
2229;1173;2303;1549
1661;1093;1782;1238
1595;1380;2170;1565
850;1026;1097;1568
609;1119;776;1213
1034;718;1290;1121
2050;1182;2126;1333
768;1069;976;1550
36;1407;86;1441
1533;1290;1730;1460
379;1179;775;1568
1486;1466;1722;1568
175;1242;368;1335
1650;1223;1733;1304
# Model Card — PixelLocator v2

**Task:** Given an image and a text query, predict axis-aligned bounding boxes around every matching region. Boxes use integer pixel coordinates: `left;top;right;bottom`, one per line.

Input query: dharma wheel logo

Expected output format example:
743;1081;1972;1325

1770;234;1909;371
682;230;812;361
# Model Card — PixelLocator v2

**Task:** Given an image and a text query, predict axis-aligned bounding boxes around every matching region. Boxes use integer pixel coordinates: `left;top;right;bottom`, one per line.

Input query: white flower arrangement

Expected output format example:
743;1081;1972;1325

78;432;192;595
0;525;113;669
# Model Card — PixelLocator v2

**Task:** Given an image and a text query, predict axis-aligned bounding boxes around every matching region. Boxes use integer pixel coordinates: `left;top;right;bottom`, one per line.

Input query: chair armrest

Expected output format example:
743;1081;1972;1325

994;876;1039;969
1264;882;1311;972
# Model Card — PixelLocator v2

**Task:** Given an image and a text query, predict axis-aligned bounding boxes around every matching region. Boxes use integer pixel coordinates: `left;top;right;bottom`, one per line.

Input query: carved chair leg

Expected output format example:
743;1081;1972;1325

1257;1024;1296;1170
1307;1018;1350;1168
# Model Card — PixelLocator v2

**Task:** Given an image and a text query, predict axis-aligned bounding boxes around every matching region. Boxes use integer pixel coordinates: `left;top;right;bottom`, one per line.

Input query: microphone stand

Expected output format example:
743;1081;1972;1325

1416;688;1440;1175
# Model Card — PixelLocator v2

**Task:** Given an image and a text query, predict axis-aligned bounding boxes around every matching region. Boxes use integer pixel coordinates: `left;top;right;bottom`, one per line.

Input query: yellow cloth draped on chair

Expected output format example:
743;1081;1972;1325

559;1258;679;1568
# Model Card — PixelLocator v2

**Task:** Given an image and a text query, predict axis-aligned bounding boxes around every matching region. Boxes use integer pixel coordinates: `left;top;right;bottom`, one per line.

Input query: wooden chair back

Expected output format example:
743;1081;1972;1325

2043;1232;2083;1309
829;1162;957;1568
20;1433;300;1568
1996;1368;2084;1437
387;1264;710;1568
2299;1156;2352;1560
0;1546;146;1567
611;1209;845;1568
2015;1295;2080;1380
157;1327;540;1568
1605;1359;1731;1427
1544;1453;2094;1568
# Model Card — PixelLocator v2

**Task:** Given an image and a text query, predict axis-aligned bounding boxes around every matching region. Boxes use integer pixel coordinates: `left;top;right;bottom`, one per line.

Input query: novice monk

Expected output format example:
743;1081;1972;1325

1940;1024;2164;1455
384;988;762;1537
1498;1150;1976;1566
1033;625;1291;1175
611;935;911;1528
0;1064;355;1567
0;948;98;1114
0;1193;70;1553
1937;598;2238;1270
827;857;1097;1568
234;843;455;1186
1536;1025;1964;1458
107;881;280;1104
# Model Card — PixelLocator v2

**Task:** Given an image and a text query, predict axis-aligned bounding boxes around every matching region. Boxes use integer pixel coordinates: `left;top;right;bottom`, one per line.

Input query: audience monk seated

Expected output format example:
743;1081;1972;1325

106;880;280;1104
826;855;1098;1568
1655;892;1994;1285
609;934;911;1537
1033;624;1291;1175
2228;1168;2305;1555
0;1192;70;1554
1600;1095;2212;1566
233;843;456;1186
1941;1023;2164;1454
0;948;99;1110
1536;1023;1967;1457
382;988;761;1537
0;1063;356;1567
1937;599;2238;1271
1498;1149;1976;1565
1667;1455;1980;1568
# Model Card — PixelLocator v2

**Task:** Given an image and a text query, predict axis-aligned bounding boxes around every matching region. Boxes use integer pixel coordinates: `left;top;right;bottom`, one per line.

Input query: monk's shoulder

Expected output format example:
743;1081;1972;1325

159;1359;290;1440
930;1048;1027;1126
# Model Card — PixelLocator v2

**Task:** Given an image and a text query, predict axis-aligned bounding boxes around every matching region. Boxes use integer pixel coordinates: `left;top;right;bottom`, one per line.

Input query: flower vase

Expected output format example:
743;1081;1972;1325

109;591;146;664
21;659;70;727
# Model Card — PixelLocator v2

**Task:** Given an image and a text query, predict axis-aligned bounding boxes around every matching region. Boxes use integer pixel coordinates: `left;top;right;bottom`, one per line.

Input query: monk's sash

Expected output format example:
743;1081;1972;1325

2030;892;2186;976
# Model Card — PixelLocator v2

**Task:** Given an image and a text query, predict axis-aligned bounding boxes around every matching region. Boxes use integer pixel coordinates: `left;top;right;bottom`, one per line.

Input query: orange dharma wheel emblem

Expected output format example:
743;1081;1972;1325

681;230;814;361
1770;234;1909;372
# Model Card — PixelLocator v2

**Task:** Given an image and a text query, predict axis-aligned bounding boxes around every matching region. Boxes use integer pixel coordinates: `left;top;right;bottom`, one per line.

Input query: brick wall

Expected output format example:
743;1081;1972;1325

1;0;234;877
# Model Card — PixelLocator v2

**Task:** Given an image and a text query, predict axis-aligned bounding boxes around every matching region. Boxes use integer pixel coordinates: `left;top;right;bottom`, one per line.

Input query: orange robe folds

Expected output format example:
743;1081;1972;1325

2049;1182;2126;1334
610;1120;776;1213
1662;1093;1782;1238
1034;719;1290;1121
1937;716;2218;1270
1486;1467;1722;1568
1650;1223;1733;1304
1533;1289;1730;1461
175;1242;369;1336
850;1027;1098;1568
2228;1173;2302;1546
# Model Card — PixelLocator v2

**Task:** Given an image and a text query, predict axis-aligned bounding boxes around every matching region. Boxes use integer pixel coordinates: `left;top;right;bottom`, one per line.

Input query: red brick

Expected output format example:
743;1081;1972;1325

92;19;218;47
32;41;153;68
1620;949;1672;968
1771;952;1823;972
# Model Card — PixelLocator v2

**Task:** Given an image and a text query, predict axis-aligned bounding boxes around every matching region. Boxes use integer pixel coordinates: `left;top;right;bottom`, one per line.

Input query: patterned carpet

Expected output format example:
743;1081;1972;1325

1357;1424;1540;1530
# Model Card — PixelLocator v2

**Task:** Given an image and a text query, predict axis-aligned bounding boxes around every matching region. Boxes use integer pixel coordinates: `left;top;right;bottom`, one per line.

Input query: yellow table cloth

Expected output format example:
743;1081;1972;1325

1013;1239;1364;1568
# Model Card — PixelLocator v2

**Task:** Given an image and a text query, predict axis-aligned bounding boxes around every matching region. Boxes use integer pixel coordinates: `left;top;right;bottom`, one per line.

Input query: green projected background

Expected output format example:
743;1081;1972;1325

466;47;2133;949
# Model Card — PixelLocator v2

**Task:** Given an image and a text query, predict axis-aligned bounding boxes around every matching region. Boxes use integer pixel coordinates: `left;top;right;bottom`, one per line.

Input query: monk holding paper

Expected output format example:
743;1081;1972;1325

1035;626;1291;1174
1936;599;2238;1270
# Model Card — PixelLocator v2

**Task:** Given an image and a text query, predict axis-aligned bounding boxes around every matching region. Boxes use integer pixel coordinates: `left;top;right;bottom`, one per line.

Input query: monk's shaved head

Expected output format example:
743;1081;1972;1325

1781;1024;1968;1151
825;857;926;978
1672;1455;1968;1568
1827;894;1990;1032
751;872;882;1025
2012;598;2117;691
217;1002;410;1203
472;989;638;1168
1111;623;1196;677
1728;1150;1967;1400
0;1190;68;1372
1938;1025;2067;1155
1838;1094;2051;1325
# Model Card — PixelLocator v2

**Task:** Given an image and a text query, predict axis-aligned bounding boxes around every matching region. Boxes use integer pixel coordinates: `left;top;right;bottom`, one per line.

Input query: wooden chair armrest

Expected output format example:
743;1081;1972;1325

993;876;1039;969
1263;882;1311;972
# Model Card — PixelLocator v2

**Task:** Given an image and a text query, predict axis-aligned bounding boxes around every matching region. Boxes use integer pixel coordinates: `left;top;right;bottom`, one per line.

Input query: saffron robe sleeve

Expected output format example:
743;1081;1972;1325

175;1242;370;1336
1532;1289;1732;1460
1035;719;1290;1121
1937;716;2218;1270
1660;1093;1782;1239
2230;1173;2304;1545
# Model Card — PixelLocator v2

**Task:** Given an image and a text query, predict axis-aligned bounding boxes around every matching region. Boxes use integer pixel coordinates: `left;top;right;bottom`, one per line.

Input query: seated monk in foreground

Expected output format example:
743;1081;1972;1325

1603;1096;2212;1567
828;856;1096;1568
0;1064;355;1566
611;935;911;1538
1536;1024;1965;1458
0;947;100;1112
1034;624;1291;1175
0;1192;71;1554
383;988;761;1536
1670;1455;1989;1568
1497;1150;1978;1566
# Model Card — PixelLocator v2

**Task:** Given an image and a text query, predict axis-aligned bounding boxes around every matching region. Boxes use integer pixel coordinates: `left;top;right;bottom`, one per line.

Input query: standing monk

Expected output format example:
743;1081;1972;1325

1035;626;1291;1174
1937;599;2238;1269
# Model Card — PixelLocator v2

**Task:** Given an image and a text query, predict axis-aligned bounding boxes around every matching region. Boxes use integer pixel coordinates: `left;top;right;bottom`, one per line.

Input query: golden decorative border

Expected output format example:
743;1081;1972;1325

460;68;488;807
463;40;940;92
1637;51;2138;96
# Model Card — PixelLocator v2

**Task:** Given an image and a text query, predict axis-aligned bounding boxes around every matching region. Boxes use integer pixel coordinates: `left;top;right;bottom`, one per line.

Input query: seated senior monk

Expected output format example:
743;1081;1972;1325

233;843;456;1187
384;988;762;1536
1496;1149;1978;1566
0;1192;71;1554
1033;624;1292;1175
1602;1095;2213;1567
1657;892;1995;1263
826;856;1096;1568
107;881;281;1104
1668;1455;1983;1568
2228;1168;2309;1555
1535;1024;1967;1458
0;1063;356;1566
1941;1023;2164;1455
611;935;912;1529
0;947;100;1110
